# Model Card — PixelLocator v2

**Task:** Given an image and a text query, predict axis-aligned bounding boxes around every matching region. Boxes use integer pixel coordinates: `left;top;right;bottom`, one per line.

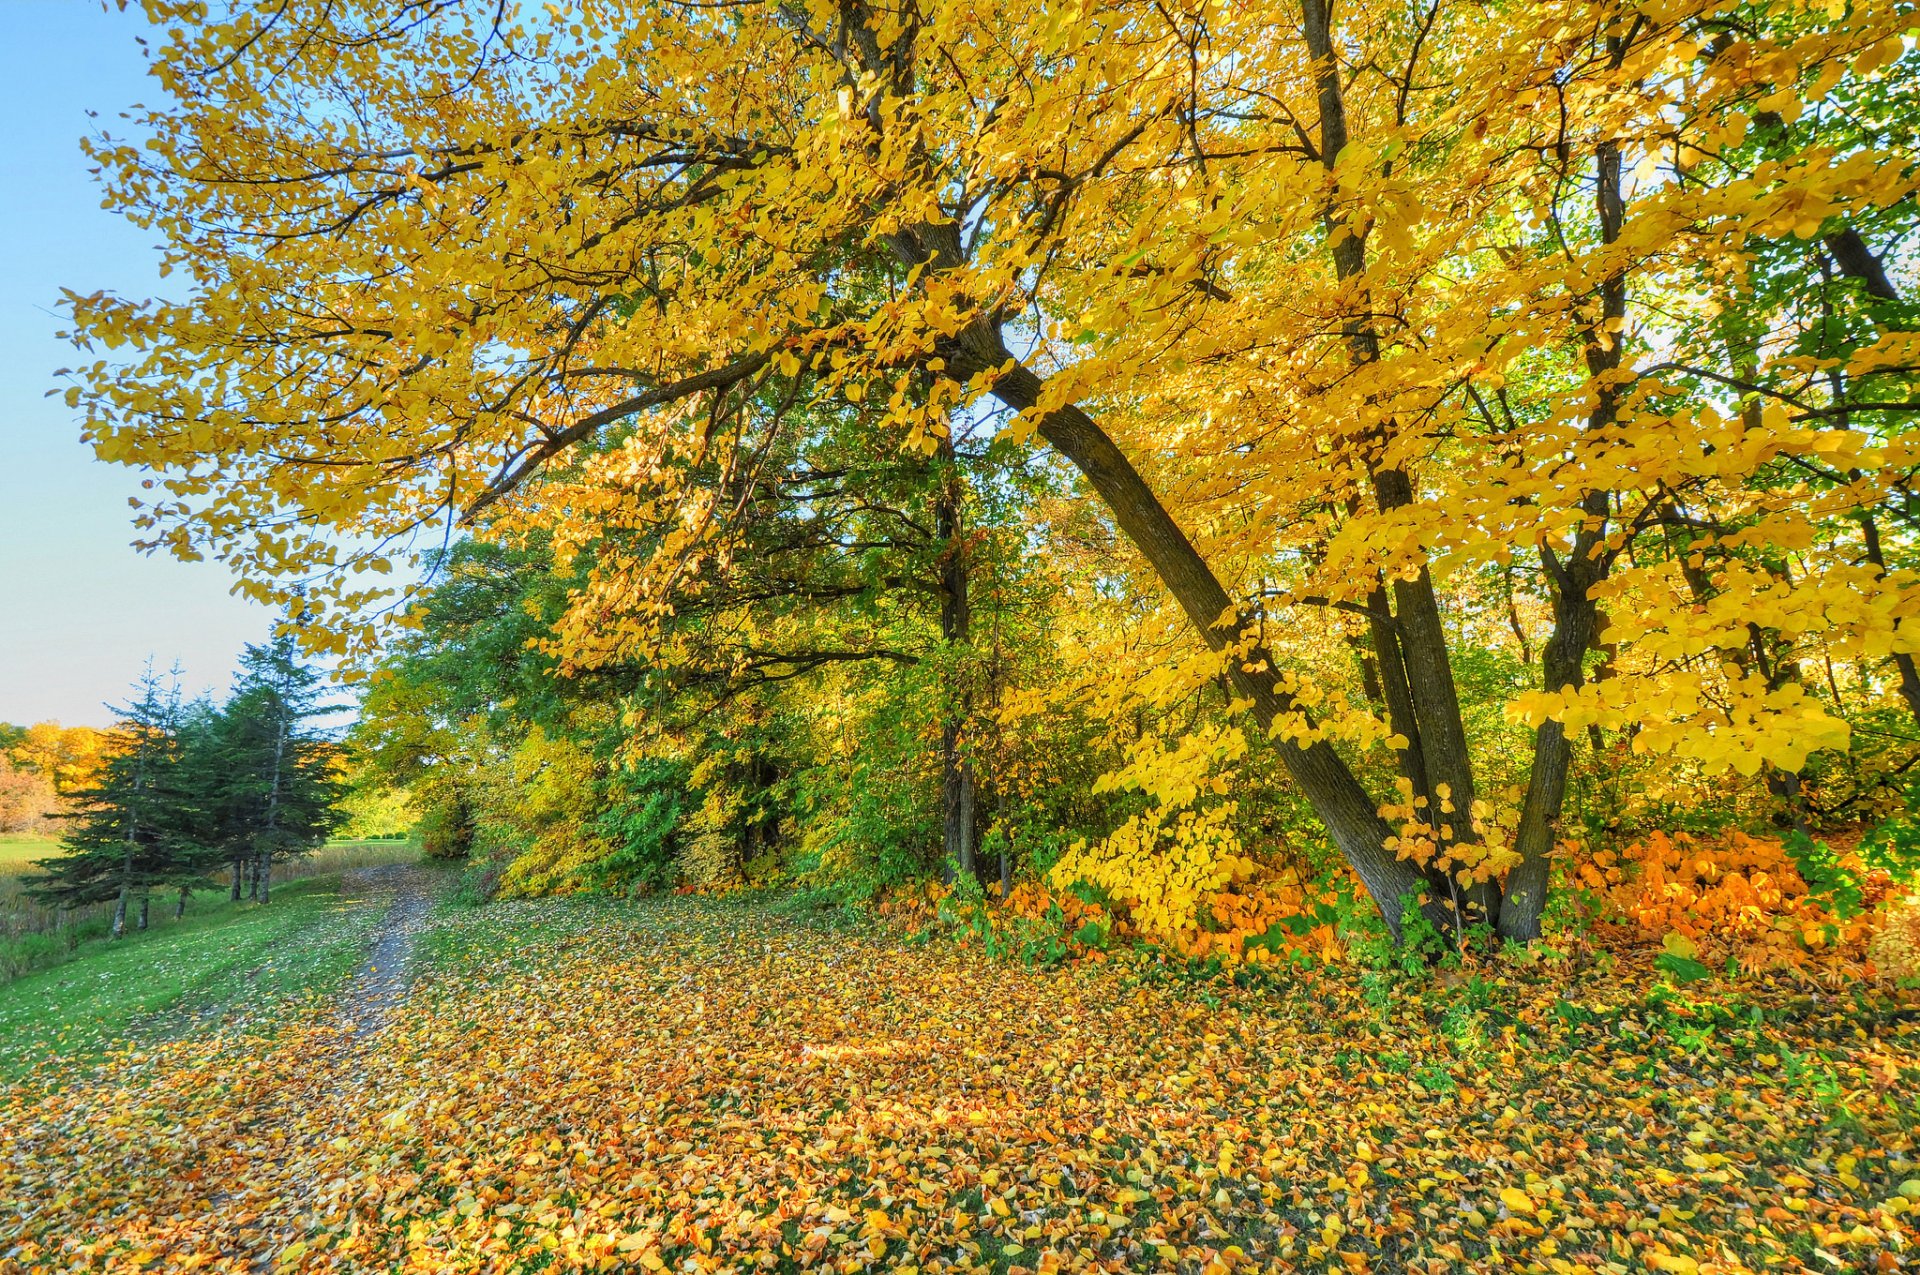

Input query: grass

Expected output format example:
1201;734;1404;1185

0;873;390;1082
0;835;421;982
0;832;60;871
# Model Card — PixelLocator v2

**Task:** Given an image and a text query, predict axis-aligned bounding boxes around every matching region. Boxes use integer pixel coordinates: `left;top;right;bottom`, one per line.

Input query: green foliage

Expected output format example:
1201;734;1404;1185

417;796;476;861
1783;831;1865;924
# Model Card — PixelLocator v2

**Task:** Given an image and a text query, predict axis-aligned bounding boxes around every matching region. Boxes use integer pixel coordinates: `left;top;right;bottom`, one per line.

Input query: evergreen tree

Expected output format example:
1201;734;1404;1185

30;665;189;939
216;634;345;902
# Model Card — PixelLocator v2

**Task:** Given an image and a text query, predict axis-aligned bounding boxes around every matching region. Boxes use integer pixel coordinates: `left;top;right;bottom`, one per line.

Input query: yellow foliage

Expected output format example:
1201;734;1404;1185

1869;896;1920;982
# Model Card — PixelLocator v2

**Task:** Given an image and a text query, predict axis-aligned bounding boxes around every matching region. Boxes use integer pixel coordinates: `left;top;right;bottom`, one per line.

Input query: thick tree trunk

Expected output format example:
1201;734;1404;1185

111;879;130;941
176;886;189;920
230;859;243;902
257;849;271;904
137;892;151;932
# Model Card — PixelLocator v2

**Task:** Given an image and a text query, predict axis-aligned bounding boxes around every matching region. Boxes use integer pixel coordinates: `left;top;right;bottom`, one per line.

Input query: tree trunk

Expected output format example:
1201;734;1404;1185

230;859;243;902
1500;121;1631;940
257;848;272;904
247;854;259;901
176;886;189;920
111;878;130;941
944;328;1432;930
1301;0;1494;926
137;891;151;932
884;33;1433;932
936;435;978;880
1501;538;1603;939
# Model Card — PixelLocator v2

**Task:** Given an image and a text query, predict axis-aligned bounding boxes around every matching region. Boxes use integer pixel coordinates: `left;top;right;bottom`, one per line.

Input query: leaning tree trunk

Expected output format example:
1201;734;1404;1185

855;18;1437;930
937;321;1434;929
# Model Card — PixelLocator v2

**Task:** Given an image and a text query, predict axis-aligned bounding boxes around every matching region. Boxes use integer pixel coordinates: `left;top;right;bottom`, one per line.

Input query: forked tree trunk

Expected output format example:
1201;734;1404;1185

1303;0;1496;927
1503;120;1632;940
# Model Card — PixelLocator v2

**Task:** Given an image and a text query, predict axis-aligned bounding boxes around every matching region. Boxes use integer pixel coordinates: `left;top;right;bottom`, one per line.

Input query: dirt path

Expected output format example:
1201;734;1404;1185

334;863;439;1038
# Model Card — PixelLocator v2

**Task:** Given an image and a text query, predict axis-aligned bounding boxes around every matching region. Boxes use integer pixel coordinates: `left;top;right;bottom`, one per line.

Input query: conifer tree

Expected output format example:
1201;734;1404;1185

216;635;345;903
31;665;188;939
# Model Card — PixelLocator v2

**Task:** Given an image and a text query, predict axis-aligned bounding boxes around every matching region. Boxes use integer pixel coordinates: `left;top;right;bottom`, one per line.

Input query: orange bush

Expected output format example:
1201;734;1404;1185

998;867;1340;967
1577;830;1908;972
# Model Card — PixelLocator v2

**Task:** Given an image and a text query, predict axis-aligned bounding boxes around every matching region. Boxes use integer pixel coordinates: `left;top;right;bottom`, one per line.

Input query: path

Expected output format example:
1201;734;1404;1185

334;863;438;1038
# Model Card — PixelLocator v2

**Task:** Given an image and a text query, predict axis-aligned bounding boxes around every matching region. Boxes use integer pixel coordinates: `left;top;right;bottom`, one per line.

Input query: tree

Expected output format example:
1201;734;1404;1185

31;666;189;939
213;636;346;903
0;756;58;835
68;0;1918;937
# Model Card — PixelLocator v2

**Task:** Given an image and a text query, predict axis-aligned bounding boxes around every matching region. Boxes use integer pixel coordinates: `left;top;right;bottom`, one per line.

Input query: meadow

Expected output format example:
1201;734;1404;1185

0;836;419;983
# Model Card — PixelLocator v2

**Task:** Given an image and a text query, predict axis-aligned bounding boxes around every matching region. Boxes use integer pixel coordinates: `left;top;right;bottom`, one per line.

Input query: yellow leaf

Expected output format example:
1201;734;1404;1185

1499;1187;1535;1215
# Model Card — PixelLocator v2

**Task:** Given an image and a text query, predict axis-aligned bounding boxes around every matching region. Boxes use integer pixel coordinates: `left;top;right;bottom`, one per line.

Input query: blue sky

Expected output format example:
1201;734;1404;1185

0;1;274;727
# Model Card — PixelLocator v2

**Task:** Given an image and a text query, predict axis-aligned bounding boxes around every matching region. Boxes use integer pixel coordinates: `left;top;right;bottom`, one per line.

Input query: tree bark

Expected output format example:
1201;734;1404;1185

1500;124;1630;940
935;435;978;879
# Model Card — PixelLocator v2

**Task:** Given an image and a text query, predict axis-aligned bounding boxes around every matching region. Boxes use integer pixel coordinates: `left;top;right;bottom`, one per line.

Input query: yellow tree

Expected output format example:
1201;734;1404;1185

68;0;1917;936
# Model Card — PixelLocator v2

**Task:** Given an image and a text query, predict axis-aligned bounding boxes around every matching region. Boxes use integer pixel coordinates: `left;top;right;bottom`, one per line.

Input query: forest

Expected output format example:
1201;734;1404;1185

3;0;1920;1271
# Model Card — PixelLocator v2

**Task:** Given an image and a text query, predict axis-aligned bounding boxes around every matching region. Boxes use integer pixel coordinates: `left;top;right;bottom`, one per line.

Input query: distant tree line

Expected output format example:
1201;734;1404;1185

30;637;345;938
0;721;115;833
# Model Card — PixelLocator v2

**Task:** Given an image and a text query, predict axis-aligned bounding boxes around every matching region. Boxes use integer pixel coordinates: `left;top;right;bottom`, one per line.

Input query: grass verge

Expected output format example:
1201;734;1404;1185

0;874;388;1082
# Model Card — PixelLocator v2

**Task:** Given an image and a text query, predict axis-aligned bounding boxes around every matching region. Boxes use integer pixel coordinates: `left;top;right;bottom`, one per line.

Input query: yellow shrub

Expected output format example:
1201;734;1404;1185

1869;895;1920;981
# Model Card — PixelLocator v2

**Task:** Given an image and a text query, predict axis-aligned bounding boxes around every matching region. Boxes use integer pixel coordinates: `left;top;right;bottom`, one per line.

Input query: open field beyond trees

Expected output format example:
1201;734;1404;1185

1;892;1916;1275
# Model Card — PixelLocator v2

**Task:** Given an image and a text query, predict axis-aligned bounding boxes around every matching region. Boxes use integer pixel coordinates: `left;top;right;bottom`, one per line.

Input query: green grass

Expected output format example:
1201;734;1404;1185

0;834;60;872
0;837;422;981
0;874;388;1082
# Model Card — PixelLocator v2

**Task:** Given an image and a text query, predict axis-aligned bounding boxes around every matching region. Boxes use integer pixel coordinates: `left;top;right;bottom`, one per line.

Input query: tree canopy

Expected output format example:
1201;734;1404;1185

67;0;1920;938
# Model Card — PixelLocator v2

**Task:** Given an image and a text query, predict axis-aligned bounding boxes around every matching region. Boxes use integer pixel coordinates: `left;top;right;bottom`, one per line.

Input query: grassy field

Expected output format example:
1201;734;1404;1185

0;873;399;1081
0;836;421;983
0;832;60;871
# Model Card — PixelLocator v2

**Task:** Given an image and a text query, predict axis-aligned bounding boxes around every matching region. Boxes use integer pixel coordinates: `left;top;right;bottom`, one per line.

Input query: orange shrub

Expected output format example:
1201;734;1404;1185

1577;830;1907;972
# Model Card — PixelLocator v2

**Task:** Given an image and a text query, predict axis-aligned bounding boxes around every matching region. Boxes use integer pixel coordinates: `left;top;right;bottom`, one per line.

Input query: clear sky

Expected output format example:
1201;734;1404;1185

0;1;275;728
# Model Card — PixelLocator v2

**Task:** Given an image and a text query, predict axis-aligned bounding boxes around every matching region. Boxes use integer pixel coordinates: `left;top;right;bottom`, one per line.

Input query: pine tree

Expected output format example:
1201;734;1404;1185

30;665;188;939
217;634;345;902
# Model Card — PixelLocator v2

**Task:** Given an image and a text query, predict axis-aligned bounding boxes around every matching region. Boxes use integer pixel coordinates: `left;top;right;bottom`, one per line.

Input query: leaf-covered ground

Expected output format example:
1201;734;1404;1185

1;896;1915;1274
